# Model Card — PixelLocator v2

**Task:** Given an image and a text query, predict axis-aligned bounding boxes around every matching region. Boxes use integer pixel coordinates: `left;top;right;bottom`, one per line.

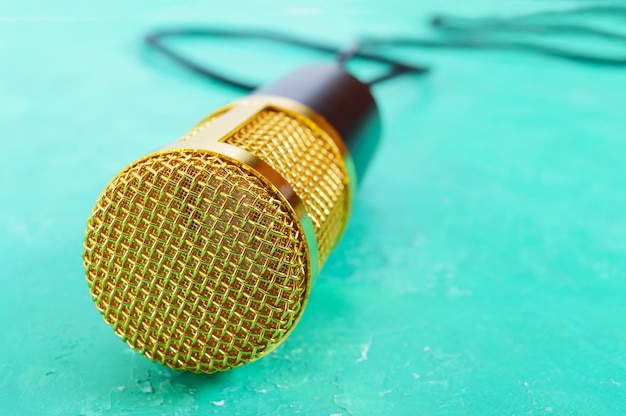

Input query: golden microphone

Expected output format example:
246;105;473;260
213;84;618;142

83;63;380;373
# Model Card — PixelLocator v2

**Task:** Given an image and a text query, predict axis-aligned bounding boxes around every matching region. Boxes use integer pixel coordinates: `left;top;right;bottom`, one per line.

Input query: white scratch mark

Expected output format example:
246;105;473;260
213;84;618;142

330;413;342;416
255;388;267;394
449;285;473;298
212;400;225;407
117;386;125;391
611;379;622;386
423;346;431;352
412;373;421;379
379;389;392;397
356;338;372;363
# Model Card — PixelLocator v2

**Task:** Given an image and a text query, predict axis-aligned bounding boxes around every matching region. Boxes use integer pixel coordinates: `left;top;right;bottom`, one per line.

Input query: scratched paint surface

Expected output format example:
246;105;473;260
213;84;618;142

1;1;625;415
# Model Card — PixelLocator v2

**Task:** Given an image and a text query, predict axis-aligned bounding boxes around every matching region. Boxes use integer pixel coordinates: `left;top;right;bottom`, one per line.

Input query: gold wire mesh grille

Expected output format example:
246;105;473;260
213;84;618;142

179;111;224;142
222;109;349;265
83;150;309;373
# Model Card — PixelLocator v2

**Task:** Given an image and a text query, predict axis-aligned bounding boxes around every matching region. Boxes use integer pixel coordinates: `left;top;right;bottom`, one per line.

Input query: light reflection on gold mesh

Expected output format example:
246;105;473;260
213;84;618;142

83;150;308;373
221;109;349;265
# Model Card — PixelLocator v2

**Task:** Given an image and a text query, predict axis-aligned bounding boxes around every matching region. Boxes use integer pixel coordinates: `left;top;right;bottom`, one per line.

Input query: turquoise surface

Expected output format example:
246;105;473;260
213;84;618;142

1;1;625;415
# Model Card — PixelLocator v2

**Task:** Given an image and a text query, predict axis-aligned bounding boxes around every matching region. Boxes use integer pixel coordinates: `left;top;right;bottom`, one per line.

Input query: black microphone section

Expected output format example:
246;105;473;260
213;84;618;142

83;63;381;373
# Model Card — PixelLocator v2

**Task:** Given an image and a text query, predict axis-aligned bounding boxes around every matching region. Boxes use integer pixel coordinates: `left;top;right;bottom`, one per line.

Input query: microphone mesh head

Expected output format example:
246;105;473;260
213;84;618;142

84;151;309;372
83;103;350;372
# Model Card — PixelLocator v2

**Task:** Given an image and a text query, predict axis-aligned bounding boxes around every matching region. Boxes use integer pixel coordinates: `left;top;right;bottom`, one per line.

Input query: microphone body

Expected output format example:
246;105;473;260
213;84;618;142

83;63;380;372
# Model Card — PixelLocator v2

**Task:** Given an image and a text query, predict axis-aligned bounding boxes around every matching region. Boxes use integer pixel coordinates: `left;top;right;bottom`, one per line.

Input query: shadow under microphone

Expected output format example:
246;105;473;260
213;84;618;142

83;63;380;373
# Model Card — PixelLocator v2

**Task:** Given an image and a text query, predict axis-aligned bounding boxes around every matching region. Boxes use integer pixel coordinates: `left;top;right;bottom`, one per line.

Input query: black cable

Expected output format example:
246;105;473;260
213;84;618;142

432;5;626;32
145;6;626;90
146;32;255;90
425;5;626;66
362;36;626;67
336;40;361;66
145;28;430;91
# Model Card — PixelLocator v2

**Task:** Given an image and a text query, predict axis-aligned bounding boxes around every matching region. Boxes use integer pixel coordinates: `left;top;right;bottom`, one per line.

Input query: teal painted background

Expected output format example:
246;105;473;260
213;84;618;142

1;1;625;415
